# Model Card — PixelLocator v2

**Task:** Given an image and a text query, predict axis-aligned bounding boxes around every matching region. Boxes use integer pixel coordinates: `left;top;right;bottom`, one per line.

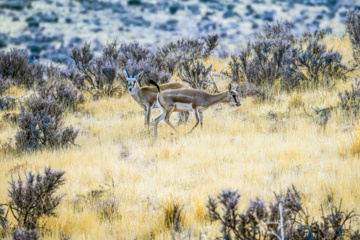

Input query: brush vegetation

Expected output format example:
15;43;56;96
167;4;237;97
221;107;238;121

1;13;360;239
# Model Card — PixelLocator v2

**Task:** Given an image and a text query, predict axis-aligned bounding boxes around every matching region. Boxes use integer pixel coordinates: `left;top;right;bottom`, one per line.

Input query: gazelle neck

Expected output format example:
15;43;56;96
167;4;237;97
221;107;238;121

129;85;141;102
203;91;229;108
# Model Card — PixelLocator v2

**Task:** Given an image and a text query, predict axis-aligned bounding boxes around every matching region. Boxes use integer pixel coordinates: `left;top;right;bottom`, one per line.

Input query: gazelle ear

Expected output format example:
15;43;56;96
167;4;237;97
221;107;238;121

228;84;232;91
123;70;128;79
232;84;239;91
136;71;144;80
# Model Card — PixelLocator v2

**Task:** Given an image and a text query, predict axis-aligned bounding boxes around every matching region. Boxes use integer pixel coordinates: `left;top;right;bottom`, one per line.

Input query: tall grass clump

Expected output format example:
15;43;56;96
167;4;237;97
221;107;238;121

162;200;186;233
351;120;360;155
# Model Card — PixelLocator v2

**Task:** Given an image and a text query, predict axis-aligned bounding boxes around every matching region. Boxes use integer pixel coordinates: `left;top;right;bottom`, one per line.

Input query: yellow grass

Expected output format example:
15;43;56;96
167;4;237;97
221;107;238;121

1;37;360;239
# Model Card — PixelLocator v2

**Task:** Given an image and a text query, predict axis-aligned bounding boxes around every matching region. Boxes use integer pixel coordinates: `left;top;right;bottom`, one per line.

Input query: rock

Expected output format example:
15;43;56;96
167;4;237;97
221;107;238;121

11;34;32;45
141;3;157;13
156;1;169;9
25;16;40;28
202;11;215;20
254;10;275;21
262;11;275;22
188;4;200;15
112;4;126;13
326;0;337;8
34;33;61;44
253;13;261;19
245;4;255;16
223;10;238;19
121;16;151;27
251;20;259;29
65;17;73;23
91;27;102;33
200;0;219;3
197;20;217;32
157;19;178;31
93;19;101;26
0;34;8;48
28;43;43;54
79;0;123;11
68;37;83;48
315;14;323;20
169;2;184;15
128;0;142;6
339;11;347;18
208;3;224;11
38;11;59;23
227;4;235;10
81;1;102;11
0;1;26;11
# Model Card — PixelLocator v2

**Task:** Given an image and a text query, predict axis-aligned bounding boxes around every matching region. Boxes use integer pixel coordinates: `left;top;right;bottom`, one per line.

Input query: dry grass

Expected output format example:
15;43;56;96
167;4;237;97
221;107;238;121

1;37;360;239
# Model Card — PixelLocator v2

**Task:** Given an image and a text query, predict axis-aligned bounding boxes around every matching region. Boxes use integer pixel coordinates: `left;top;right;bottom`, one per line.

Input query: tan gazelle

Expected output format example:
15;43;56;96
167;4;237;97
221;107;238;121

150;80;241;140
124;66;190;130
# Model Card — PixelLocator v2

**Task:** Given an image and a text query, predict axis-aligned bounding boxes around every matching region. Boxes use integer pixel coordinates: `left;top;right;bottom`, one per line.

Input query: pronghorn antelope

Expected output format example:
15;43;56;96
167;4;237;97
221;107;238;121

123;66;190;130
149;80;241;140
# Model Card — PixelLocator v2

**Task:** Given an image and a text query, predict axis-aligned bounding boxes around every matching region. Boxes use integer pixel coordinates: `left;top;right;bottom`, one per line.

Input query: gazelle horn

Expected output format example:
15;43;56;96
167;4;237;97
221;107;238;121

132;66;138;78
125;66;130;78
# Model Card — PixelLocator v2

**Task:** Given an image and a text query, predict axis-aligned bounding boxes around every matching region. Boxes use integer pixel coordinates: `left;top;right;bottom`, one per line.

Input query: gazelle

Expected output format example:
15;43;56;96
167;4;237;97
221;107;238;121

149;80;241;140
123;66;190;130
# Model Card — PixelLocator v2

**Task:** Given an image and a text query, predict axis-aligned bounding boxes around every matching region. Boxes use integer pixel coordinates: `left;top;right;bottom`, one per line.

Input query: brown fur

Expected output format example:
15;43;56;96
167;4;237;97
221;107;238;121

153;86;241;139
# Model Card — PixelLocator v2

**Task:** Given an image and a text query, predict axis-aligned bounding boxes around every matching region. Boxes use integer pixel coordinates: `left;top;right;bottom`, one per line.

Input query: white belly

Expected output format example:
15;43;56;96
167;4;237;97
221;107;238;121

174;103;193;112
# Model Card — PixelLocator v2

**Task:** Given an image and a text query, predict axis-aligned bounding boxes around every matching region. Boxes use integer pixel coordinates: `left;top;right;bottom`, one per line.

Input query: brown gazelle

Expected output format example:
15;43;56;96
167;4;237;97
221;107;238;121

124;66;190;130
150;80;241;140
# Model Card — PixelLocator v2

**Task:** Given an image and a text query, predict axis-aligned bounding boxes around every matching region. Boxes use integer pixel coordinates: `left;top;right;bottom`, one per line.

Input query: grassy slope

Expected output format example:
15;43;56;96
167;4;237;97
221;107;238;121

1;36;360;239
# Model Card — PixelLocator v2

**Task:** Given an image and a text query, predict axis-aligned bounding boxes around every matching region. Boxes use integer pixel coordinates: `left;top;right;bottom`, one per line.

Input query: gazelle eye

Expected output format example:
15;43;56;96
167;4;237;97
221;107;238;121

232;95;236;97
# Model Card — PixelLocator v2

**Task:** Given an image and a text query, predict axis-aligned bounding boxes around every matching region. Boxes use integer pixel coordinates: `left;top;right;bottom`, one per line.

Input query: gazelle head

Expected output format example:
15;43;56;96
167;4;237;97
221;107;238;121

123;66;143;93
226;84;241;107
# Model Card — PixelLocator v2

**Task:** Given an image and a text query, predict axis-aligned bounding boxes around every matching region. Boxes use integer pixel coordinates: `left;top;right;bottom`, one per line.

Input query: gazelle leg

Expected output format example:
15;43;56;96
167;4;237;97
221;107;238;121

188;109;200;134
177;112;184;126
146;106;152;133
144;108;148;126
177;111;190;125
153;113;166;140
143;105;151;133
164;106;177;132
184;111;190;124
199;112;203;129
